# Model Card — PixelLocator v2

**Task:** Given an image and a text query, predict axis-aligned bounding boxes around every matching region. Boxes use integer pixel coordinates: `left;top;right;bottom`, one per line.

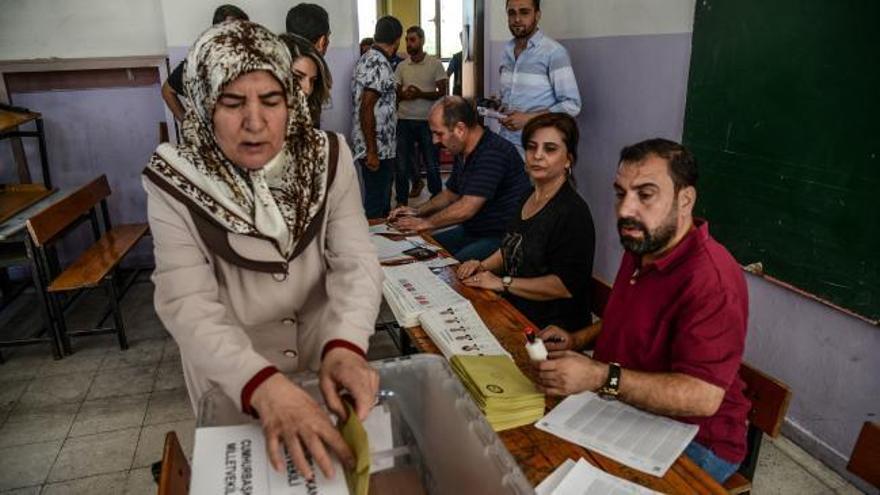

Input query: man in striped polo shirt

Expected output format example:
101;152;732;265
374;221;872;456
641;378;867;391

389;97;531;261
498;0;582;154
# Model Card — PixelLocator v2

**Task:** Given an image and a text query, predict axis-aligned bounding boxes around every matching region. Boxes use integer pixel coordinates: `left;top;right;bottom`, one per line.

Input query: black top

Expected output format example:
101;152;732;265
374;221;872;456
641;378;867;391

167;61;186;95
500;181;595;331
445;129;532;236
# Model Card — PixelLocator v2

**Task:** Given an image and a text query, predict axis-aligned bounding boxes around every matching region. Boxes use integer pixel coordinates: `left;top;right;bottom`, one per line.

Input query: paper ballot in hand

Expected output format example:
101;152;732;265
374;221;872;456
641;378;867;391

339;402;370;495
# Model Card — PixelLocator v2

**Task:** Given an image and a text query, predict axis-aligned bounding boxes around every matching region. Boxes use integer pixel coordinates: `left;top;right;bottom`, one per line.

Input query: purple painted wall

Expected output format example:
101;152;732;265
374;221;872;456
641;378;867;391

1;85;165;264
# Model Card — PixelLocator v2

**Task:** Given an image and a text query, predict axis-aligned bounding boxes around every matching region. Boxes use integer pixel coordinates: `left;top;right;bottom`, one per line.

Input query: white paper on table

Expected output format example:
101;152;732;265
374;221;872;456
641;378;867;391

371;235;413;261
535;391;699;477
535;458;576;495
382;264;467;326
417;302;509;359
405;236;442;252
190;423;348;495
549;458;662;495
421;256;459;269
369;223;402;235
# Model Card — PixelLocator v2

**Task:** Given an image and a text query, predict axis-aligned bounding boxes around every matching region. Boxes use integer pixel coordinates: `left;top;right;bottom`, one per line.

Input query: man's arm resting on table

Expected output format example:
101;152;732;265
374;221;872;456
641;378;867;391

616;368;726;418
424;195;485;230
415;188;459;217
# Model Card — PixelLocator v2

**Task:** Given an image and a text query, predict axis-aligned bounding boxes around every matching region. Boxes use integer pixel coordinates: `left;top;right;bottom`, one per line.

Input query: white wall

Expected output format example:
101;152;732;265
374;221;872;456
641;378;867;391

0;0;167;60
487;0;695;42
159;0;359;49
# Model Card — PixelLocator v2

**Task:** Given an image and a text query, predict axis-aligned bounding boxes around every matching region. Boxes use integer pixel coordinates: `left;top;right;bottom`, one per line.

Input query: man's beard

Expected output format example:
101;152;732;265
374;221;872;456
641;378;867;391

618;206;679;255
510;22;537;39
406;46;421;56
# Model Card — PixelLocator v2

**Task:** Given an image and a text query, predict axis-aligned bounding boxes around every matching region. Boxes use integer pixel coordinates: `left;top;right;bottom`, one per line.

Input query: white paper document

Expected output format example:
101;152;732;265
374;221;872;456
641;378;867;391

537;458;661;495
190;423;348;495
370;235;413;262
420;256;459;269
382;264;467;326
418;301;508;358
368;223;402;235
536;391;699;476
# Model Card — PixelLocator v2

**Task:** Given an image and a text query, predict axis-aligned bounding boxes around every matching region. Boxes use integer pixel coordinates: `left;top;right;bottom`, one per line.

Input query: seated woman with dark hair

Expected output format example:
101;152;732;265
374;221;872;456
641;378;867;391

457;113;595;331
280;33;332;125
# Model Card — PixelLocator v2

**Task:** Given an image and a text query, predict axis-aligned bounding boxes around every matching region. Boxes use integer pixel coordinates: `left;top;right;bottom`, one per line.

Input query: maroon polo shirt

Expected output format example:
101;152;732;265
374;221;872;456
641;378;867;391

593;219;751;463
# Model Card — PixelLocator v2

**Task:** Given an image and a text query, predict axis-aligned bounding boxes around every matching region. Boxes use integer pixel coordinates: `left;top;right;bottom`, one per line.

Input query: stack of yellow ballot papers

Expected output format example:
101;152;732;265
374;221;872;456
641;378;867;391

450;355;545;431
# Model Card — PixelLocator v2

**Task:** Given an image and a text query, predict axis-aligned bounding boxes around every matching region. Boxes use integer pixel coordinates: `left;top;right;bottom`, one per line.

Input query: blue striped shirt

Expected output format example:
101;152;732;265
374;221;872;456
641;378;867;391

446;129;532;236
499;29;582;151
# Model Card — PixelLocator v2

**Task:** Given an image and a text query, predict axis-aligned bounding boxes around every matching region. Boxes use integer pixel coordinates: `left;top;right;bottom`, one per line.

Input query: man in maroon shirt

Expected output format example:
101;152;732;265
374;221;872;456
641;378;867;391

536;138;750;483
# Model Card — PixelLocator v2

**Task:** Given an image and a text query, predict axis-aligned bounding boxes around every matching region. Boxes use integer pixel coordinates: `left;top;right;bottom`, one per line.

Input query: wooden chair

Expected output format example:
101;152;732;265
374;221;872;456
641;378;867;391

723;363;792;494
158;431;191;495
847;421;880;489
25;175;148;355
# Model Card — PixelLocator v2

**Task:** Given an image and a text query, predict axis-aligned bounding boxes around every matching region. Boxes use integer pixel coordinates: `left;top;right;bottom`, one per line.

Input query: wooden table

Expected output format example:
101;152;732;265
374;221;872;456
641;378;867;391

389;231;728;494
0;184;56;225
0;107;52;189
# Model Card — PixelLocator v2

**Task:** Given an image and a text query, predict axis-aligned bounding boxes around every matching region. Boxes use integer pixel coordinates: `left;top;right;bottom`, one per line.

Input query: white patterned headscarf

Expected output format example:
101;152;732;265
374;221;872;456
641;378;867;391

145;20;328;258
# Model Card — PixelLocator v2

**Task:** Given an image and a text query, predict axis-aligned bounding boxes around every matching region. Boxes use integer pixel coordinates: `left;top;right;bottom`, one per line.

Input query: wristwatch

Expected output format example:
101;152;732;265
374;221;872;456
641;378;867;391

597;362;622;400
501;275;513;293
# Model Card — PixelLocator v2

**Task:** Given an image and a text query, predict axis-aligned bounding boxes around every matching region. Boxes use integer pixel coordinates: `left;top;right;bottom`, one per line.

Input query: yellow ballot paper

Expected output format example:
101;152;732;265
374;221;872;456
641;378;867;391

450;355;545;431
339;402;371;495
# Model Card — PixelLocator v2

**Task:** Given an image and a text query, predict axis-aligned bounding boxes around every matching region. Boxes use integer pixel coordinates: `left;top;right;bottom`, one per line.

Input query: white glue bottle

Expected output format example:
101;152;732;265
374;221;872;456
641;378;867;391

524;327;548;362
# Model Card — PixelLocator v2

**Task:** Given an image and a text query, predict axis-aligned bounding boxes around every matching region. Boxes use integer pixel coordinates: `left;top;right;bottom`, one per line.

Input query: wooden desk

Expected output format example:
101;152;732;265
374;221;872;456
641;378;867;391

392;231;728;494
0;184;56;225
0;107;52;189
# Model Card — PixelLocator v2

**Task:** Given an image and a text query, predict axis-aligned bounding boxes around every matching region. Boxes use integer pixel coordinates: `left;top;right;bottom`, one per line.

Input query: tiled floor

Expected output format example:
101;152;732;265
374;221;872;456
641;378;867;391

0;276;868;494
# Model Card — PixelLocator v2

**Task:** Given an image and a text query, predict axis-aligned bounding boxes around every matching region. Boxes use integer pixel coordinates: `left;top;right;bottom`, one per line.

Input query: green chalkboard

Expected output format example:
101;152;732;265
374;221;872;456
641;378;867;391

683;1;880;322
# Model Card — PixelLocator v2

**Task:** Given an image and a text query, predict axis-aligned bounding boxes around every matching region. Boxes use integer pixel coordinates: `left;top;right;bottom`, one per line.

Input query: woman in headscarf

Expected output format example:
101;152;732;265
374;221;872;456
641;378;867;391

280;32;332;125
143;21;382;480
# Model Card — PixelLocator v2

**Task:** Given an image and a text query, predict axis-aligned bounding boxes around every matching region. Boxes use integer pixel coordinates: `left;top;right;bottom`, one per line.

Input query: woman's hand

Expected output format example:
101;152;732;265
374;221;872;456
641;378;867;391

250;373;354;480
457;259;483;279
538;325;574;351
462;270;503;292
319;347;380;423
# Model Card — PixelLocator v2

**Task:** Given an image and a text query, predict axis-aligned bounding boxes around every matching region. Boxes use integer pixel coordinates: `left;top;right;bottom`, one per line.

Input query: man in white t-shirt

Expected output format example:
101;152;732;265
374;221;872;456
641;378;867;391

394;26;448;204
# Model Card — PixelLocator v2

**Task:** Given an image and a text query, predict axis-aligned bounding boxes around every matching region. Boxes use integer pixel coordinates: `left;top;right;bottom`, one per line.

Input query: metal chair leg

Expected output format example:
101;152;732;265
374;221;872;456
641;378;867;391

49;291;72;355
25;238;64;360
105;276;128;350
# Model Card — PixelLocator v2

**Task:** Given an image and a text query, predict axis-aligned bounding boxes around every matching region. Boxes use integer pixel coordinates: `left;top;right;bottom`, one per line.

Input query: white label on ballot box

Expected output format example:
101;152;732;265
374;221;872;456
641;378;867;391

536;391;698;477
190;423;348;495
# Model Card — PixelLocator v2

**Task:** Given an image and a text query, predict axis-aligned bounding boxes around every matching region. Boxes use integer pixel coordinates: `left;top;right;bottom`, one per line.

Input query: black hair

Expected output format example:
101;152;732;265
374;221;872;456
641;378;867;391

406;26;425;39
506;0;540;11
212;4;249;25
374;16;403;44
435;96;479;129
285;3;330;43
619;138;698;191
280;33;332;124
522;112;579;166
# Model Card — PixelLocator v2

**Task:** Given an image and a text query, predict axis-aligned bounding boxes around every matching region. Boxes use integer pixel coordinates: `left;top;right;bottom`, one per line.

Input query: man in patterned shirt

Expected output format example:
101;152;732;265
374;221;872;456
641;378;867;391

351;16;403;218
498;0;581;154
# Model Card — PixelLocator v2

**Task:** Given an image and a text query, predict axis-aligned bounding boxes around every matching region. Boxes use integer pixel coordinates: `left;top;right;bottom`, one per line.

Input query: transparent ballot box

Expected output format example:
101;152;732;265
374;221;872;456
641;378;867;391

197;354;534;495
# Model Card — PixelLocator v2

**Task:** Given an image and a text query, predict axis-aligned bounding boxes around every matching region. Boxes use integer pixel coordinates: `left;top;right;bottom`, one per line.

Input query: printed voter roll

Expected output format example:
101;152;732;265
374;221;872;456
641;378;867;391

190;423;348;495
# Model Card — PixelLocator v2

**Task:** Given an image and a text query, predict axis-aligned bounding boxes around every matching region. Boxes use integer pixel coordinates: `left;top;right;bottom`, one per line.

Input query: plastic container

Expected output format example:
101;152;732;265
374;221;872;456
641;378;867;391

198;354;534;495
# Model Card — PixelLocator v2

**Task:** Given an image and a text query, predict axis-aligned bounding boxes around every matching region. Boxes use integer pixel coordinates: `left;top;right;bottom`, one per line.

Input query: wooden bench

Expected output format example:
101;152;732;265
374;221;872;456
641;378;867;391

25;175;148;355
847;421;880;489
723;364;792;494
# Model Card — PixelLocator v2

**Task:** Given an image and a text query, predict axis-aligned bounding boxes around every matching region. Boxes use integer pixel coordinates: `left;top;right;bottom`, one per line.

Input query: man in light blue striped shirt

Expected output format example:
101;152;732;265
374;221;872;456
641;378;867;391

498;0;582;153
